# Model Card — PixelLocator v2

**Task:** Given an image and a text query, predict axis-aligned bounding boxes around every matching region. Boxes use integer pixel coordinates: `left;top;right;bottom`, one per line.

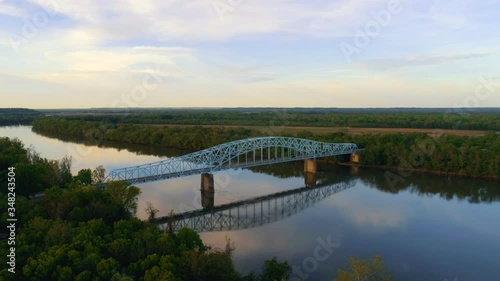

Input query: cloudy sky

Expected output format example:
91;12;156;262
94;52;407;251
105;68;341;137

0;0;499;108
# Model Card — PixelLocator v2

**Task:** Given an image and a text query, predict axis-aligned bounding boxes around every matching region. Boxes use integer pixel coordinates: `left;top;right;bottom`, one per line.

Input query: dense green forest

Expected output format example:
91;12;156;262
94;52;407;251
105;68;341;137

0;108;43;126
2;107;499;130
32;117;500;178
32;118;262;150
53;110;500;131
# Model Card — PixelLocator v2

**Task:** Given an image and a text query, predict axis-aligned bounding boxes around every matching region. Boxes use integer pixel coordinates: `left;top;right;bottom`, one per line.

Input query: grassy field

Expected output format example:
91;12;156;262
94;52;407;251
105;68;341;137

148;124;488;137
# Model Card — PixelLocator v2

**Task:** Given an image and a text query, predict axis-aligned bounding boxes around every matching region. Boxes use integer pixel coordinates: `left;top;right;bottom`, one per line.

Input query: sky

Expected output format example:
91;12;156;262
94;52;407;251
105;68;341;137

0;0;499;108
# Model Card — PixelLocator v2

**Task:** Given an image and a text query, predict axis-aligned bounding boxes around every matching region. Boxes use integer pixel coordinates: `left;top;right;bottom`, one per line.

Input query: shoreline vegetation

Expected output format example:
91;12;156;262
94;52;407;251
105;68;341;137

31;117;500;180
39;108;500;131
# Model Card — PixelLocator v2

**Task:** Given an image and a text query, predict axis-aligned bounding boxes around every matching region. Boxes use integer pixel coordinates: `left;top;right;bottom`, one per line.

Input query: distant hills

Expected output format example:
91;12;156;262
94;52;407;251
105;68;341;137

0;108;43;115
0;108;43;126
33;107;500;115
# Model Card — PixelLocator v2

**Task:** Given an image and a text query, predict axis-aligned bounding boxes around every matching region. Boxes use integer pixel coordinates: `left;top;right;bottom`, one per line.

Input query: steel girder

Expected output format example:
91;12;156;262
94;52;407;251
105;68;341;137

108;137;359;184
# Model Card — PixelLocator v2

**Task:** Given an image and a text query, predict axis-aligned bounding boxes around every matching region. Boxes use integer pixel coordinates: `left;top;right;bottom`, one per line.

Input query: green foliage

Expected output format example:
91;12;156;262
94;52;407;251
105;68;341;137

260;257;291;281
239;256;292;281
145;201;159;222
41;184;129;223
0;137;101;197
0;108;42;126
175;227;206;252
32;117;263;150
12;215;244;280
73;169;93;186
92;165;106;184
105;181;142;216
333;255;393;281
179;249;240;281
38;109;500;130
96;258;120;280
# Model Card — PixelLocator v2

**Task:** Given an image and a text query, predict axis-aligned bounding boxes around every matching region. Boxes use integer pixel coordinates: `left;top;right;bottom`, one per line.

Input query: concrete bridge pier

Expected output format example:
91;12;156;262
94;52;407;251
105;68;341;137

304;159;317;173
304;172;317;187
201;189;215;209
304;159;317;187
200;173;215;209
350;152;360;163
201;173;214;192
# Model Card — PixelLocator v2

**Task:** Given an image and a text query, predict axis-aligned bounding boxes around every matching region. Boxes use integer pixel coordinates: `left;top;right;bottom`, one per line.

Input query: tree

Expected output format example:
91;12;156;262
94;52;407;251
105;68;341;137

92;165;106;184
105;181;141;216
333;255;393;281
59;155;73;187
145;201;159;223
260;257;291;281
96;258;121;280
175;228;205;252
73;169;93;186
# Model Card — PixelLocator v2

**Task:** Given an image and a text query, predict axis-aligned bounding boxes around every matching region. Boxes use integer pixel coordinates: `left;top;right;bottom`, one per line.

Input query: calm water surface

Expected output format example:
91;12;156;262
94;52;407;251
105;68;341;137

2;126;499;281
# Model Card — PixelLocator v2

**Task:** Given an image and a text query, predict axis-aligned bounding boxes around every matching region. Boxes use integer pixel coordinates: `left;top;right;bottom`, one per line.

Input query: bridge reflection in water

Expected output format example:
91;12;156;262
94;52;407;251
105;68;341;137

156;179;356;233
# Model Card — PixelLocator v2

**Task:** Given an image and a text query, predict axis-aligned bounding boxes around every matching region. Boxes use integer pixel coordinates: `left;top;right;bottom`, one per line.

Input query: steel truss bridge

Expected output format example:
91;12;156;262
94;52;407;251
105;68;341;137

156;180;355;233
108;137;359;184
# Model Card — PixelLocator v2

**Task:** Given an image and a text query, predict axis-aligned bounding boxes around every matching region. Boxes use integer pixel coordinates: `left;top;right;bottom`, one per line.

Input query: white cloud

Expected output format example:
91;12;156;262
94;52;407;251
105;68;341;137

356;53;493;71
22;0;407;41
0;1;27;17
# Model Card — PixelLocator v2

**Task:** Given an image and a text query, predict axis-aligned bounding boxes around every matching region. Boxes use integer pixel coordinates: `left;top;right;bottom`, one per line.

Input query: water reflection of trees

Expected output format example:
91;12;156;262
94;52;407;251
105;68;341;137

33;128;191;158
356;169;500;204
249;163;500;204
249;161;304;178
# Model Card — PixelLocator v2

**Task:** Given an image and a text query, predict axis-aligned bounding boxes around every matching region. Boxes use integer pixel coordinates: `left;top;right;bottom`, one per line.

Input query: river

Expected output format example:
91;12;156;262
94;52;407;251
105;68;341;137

1;126;499;281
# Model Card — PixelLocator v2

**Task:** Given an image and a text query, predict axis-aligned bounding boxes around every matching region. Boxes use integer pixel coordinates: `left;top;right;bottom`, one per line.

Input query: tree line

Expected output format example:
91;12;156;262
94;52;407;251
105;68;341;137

59;110;500;131
0;108;43;126
32;117;500;179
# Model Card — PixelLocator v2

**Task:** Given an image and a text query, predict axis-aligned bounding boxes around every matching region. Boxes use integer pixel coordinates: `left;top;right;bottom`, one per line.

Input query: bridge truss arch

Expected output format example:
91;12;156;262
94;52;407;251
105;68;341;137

108;137;359;184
